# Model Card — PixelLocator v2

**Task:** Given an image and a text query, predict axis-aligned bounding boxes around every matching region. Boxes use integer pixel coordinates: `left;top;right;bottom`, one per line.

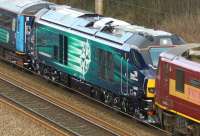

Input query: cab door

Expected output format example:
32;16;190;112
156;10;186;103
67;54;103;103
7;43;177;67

16;15;25;53
161;61;173;108
163;61;169;93
120;53;129;95
24;16;35;53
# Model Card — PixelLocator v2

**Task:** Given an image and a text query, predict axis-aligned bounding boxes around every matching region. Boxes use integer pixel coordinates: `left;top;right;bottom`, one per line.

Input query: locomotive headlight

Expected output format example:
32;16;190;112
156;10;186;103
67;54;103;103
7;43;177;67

148;88;155;93
146;79;155;98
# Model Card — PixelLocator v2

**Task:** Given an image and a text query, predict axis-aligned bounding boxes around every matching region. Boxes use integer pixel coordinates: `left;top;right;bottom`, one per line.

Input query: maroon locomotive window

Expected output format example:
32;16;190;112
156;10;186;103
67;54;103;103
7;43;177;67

175;69;185;93
190;79;200;88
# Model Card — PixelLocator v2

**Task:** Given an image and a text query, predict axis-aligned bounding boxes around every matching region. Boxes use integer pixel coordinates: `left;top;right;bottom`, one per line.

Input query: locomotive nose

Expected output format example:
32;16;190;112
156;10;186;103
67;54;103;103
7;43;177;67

146;79;156;98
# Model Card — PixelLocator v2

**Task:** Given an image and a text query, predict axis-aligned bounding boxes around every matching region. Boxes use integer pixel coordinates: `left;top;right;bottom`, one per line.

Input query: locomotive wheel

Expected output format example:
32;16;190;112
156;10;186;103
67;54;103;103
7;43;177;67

187;123;200;136
121;97;128;113
157;108;164;128
51;70;59;82
95;89;103;101
35;63;41;75
190;124;200;136
113;96;120;107
104;92;113;105
91;89;102;101
162;112;175;132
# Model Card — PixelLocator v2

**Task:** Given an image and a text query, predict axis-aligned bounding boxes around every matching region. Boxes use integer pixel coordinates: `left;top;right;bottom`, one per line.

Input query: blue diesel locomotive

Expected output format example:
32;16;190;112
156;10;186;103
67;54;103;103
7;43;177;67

0;0;185;123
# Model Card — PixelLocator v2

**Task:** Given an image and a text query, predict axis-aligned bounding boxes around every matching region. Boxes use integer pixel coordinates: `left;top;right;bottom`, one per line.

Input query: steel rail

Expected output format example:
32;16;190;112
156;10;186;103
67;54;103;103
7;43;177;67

0;97;72;136
0;73;126;136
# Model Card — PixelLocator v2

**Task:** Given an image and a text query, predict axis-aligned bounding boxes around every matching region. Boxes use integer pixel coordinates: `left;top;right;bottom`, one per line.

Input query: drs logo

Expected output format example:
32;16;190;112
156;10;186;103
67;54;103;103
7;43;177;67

130;71;138;81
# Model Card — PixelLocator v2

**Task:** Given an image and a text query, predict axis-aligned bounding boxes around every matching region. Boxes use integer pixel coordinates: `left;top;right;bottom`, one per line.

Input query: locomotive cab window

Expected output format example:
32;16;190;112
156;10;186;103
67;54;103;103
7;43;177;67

149;47;171;67
190;79;200;88
175;69;185;93
130;49;147;69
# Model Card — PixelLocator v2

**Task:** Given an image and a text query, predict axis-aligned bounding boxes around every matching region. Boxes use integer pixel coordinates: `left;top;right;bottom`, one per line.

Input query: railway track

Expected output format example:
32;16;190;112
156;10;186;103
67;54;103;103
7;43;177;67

0;78;121;136
0;59;170;136
0;97;72;136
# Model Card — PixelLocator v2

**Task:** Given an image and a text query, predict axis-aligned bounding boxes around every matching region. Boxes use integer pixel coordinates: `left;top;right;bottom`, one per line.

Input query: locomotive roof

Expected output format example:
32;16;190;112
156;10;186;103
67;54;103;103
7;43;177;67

160;44;200;72
0;0;50;14
160;43;200;60
36;3;174;51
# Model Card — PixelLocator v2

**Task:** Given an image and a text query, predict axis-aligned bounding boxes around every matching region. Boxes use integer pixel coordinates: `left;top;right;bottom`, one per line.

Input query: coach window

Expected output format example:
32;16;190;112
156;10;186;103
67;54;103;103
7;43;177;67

12;18;16;31
175;69;184;93
0;11;16;30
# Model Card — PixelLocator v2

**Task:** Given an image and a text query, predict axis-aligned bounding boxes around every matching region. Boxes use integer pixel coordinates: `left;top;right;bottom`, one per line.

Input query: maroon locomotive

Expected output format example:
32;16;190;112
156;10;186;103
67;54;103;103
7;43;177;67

155;44;200;135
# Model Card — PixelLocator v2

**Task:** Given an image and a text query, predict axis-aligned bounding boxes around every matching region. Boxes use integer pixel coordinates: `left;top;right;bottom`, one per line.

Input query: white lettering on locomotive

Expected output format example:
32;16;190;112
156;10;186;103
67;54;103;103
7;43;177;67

130;71;138;81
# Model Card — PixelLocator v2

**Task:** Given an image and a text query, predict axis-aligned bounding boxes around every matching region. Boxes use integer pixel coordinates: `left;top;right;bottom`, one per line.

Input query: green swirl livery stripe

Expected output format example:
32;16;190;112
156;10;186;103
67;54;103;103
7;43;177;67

0;28;9;43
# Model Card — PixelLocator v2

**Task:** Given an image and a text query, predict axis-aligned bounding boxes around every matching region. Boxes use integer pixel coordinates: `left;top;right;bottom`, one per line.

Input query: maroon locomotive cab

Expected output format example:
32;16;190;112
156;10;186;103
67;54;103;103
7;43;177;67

156;59;172;109
155;44;200;136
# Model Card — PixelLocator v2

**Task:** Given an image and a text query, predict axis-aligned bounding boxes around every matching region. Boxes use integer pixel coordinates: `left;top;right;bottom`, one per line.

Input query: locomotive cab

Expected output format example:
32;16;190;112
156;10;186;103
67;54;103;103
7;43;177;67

126;32;185;123
156;44;200;135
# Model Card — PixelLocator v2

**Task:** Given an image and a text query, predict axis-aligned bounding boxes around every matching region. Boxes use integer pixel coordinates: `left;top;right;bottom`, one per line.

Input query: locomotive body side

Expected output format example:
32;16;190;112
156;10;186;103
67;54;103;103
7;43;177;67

32;20;150;116
34;22;147;96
